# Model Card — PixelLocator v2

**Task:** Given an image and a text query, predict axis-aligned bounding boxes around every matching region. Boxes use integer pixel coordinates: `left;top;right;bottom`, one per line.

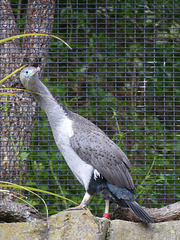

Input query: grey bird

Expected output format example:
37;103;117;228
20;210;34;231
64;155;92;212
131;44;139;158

20;66;154;223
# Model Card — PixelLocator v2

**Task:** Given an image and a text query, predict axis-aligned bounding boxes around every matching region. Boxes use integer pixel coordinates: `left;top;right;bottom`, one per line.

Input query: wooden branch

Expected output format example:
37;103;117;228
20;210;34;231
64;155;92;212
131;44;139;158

0;198;46;223
1;198;179;223
112;201;180;222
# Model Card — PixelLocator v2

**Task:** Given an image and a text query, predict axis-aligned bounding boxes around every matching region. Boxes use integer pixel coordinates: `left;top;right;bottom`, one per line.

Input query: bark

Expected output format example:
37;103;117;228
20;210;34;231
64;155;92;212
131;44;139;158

0;199;179;223
22;0;55;67
0;198;46;223
112;201;180;223
0;0;55;194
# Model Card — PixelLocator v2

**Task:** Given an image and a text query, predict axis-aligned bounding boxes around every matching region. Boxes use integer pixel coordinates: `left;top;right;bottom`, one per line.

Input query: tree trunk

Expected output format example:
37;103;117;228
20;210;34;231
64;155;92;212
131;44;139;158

0;0;55;196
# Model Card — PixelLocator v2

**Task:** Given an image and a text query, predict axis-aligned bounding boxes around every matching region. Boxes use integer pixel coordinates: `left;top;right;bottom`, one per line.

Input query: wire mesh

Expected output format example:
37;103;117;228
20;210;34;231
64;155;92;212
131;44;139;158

0;0;179;217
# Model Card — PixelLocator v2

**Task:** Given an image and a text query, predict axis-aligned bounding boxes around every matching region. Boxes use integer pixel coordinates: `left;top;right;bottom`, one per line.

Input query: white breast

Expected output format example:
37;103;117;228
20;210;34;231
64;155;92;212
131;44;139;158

49;114;93;190
60;146;93;190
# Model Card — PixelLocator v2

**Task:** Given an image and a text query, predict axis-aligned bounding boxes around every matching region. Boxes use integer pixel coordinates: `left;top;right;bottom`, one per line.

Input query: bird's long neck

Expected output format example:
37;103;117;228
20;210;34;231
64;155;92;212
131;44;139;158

29;78;67;119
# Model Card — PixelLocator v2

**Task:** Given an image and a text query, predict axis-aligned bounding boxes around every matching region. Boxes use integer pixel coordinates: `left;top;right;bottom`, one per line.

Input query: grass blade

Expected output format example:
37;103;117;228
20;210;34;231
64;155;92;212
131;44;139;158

0;65;27;84
0;34;72;50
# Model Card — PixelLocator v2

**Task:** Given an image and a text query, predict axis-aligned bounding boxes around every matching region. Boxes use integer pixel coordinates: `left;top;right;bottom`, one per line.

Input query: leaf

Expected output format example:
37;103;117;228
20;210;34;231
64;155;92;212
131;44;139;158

20;151;30;161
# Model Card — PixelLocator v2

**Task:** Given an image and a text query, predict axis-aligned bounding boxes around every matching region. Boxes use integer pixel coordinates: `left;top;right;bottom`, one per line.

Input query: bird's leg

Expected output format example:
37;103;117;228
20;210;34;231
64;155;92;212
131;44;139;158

103;200;111;219
105;200;110;214
65;192;92;211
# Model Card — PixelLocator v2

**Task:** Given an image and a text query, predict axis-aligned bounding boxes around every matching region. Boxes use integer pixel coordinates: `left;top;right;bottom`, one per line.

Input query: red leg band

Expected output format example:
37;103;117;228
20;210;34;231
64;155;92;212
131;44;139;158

103;213;111;219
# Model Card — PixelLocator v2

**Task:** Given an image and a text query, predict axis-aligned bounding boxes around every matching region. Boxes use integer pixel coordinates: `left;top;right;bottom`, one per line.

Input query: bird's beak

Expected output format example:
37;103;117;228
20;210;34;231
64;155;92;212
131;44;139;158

30;67;40;77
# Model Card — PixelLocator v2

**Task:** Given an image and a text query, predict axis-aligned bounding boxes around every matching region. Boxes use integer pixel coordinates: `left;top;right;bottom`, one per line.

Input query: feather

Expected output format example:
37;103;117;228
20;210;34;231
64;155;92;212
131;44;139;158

124;200;154;223
69;111;135;192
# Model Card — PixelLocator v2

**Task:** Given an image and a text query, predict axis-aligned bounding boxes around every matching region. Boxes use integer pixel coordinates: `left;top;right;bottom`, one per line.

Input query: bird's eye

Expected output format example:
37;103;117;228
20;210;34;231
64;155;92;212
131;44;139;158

26;70;29;75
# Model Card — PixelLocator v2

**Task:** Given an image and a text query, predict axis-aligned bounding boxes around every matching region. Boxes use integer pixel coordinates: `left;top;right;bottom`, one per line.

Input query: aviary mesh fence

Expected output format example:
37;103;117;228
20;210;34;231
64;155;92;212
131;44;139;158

0;0;179;217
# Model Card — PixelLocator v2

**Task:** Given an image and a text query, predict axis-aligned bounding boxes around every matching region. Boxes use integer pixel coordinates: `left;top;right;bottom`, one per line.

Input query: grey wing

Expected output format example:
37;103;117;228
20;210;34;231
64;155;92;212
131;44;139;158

70;127;135;192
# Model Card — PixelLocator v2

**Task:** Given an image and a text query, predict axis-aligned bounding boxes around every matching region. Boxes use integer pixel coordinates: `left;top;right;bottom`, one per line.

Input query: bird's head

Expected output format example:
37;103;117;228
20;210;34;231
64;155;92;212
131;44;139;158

20;66;40;90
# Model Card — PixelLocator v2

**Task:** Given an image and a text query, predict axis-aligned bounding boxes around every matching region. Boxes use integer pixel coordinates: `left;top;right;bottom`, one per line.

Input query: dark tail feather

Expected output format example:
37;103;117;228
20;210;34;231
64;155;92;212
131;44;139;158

124;200;154;223
106;182;154;223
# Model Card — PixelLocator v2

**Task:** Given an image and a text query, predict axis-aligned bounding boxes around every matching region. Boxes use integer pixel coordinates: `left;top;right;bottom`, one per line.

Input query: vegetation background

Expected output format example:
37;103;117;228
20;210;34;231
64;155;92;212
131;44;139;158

1;0;180;216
